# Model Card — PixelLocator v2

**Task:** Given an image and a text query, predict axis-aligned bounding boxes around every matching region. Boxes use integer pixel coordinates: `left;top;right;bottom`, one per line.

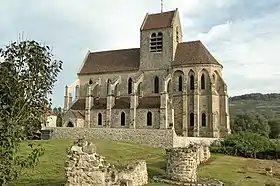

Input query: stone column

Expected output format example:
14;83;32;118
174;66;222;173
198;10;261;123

182;91;188;136
193;83;200;137
85;86;92;128
63;85;72;113
129;94;138;129
166;147;199;183
106;94;115;128
160;92;168;129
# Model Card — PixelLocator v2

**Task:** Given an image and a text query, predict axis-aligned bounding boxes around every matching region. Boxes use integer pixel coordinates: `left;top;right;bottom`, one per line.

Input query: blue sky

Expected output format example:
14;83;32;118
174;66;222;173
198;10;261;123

1;0;280;107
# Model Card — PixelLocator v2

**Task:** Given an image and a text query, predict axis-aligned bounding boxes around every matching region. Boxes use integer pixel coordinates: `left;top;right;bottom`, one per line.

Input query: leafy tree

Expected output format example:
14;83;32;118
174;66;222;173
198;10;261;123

211;132;272;158
0;40;62;184
53;107;63;127
268;120;280;139
231;112;270;137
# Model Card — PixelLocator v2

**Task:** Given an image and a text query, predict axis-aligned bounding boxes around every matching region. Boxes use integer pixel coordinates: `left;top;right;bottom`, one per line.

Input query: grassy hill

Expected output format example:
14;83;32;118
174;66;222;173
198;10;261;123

229;93;280;119
9;139;280;186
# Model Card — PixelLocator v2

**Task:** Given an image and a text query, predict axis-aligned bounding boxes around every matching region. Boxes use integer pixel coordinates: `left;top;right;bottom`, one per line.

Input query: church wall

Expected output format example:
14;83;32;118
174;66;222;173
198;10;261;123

172;96;183;136
135;109;160;129
111;109;130;128
141;70;167;96
90;109;106;128
62;110;79;127
78;71;138;98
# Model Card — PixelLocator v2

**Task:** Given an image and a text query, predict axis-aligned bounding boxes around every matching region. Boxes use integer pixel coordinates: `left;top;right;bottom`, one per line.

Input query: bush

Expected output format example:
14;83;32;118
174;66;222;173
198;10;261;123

211;132;280;159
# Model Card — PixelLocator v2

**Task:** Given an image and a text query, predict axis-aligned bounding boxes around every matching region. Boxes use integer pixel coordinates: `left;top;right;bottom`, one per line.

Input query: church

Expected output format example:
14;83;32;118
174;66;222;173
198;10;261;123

62;8;231;138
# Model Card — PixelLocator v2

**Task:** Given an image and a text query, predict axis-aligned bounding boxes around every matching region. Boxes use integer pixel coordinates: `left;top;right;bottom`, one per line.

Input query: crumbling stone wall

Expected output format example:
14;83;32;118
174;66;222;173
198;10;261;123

165;144;212;183
65;139;148;186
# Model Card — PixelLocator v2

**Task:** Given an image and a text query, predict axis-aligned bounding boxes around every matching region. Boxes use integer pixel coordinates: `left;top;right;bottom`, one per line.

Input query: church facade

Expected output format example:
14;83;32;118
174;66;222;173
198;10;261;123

62;8;231;138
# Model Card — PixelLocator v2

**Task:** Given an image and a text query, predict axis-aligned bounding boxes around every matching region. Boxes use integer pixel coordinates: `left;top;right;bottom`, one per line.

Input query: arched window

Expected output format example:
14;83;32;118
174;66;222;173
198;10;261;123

107;79;111;95
89;79;93;84
167;80;171;93
121;112;125;126
201;74;205;90
202;113;206;127
190;75;195;90
178;76;183;92
190;113;194;127
154;76;159;93
67;121;74;127
150;32;163;52
128;78;133;94
147;112;152;126
98;113;102;126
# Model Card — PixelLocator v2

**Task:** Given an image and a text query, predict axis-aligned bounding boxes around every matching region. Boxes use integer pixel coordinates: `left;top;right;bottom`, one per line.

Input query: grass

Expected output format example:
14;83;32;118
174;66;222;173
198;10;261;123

8;139;280;186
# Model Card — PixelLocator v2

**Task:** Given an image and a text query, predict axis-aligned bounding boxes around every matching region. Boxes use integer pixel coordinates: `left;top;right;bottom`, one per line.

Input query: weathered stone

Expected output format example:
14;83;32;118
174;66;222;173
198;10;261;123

65;139;148;186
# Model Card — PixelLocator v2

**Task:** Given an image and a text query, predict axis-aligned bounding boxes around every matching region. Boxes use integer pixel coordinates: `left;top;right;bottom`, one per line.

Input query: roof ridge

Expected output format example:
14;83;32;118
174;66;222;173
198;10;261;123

90;47;140;54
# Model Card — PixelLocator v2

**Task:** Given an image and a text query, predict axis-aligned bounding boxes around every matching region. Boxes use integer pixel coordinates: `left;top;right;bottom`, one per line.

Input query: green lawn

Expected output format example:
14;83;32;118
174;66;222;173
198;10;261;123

9;139;280;186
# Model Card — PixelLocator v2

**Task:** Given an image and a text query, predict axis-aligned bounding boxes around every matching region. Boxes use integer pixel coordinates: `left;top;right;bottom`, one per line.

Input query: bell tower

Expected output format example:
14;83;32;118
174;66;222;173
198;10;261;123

139;8;183;71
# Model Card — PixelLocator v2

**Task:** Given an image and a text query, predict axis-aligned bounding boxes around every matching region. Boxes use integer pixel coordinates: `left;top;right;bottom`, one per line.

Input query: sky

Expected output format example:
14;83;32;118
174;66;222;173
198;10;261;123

1;0;280;107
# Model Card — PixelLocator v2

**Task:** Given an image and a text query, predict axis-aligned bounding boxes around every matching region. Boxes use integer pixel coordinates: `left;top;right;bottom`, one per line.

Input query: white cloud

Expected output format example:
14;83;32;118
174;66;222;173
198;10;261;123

0;0;280;106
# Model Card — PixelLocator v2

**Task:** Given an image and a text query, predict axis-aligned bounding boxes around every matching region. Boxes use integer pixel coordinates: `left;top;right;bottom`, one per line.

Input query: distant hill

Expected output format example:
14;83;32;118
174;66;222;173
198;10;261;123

229;93;280;119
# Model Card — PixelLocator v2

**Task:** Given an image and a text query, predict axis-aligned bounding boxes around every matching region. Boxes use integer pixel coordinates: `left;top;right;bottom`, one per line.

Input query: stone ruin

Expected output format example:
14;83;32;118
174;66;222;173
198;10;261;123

65;139;148;186
154;143;224;186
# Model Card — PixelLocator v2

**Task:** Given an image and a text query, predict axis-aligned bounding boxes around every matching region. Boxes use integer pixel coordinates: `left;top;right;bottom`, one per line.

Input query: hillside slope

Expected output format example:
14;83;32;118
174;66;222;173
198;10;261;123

229;93;280;119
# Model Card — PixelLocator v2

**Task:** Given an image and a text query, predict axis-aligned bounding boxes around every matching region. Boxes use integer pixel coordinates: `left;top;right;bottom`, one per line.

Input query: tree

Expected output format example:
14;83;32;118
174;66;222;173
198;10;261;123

231;112;270;137
268;120;280;139
53;107;63;127
0;40;62;184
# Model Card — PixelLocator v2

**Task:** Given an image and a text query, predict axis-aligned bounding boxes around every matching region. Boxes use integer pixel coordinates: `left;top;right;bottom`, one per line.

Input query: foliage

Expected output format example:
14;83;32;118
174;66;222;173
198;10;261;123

268;120;280;139
211;132;280;159
53;107;63;127
230;112;270;137
229;93;280;101
0;40;62;184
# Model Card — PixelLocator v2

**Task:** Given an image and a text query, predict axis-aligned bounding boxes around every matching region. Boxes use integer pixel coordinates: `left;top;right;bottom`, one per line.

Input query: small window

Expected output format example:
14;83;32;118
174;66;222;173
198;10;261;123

147;112;152;126
202;113;206;127
150;32;163;52
128;78;133;94
178;76;183;92
98;113;102;126
121;112;125;126
154;76;159;93
201;74;205;90
176;27;179;43
190;75;195;90
190;113;194;127
67;121;74;127
89;79;93;84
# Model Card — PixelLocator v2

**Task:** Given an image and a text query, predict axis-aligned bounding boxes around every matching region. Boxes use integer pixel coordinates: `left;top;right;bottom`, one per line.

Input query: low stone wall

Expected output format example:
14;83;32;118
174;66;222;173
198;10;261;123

173;135;220;148
65;139;148;186
51;127;173;148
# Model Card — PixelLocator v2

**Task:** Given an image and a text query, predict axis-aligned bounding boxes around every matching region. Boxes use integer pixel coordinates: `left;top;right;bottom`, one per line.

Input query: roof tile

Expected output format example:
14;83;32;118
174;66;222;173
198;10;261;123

142;11;175;30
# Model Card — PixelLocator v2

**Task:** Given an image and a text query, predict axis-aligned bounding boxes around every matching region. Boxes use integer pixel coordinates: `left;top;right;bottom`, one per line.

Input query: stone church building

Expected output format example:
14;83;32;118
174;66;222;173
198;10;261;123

62;8;231;138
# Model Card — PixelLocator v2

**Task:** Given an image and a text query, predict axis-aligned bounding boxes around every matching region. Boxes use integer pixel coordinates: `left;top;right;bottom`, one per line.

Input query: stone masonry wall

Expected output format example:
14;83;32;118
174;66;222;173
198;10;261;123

65;139;148;186
51;127;173;148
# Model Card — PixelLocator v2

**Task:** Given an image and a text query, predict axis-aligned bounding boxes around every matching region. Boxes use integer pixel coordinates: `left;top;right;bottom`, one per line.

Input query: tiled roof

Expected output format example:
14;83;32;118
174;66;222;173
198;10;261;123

70;99;85;110
173;40;222;66
138;96;161;108
78;48;140;75
141;10;176;31
113;97;130;109
91;98;107;109
71;110;84;119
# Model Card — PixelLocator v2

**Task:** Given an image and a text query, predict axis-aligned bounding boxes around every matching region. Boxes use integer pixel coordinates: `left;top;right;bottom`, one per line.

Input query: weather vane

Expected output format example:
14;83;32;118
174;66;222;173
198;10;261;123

161;0;163;12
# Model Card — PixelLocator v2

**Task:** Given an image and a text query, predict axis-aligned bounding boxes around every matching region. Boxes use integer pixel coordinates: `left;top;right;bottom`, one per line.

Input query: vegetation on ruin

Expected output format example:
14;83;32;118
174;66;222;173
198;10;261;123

8;139;280;186
0;40;62;185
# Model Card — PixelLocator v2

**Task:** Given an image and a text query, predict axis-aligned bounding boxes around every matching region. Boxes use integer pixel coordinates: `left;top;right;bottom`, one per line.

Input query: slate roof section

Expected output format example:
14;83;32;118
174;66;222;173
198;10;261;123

78;48;140;75
113;97;131;109
141;10;176;31
172;40;222;67
70;99;85;110
71;110;85;119
91;98;107;109
138;96;161;108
